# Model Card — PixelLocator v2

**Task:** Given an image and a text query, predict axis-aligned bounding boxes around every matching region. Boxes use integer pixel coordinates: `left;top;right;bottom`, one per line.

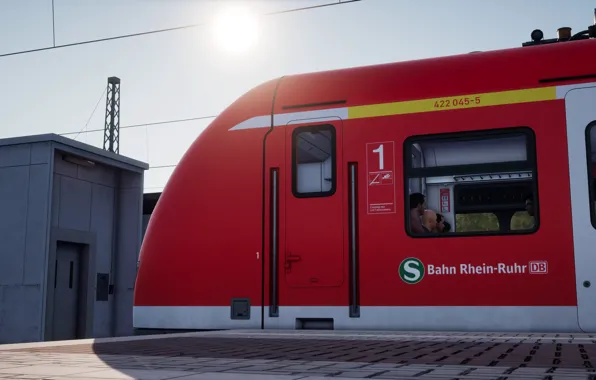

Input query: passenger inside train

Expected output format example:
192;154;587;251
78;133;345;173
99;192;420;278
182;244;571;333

409;193;427;234
435;213;450;233
421;210;437;233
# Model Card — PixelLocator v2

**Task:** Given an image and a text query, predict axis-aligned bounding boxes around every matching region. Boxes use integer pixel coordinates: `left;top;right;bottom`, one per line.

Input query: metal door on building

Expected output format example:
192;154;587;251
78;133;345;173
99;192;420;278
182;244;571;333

52;242;82;340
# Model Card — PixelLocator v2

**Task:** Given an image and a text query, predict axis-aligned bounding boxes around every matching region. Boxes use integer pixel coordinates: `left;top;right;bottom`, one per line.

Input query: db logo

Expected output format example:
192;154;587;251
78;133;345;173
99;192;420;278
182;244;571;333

529;261;548;274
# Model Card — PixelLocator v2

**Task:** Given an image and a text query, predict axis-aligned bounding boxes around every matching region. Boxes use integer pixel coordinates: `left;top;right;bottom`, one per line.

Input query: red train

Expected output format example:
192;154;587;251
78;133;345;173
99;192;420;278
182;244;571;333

134;17;596;333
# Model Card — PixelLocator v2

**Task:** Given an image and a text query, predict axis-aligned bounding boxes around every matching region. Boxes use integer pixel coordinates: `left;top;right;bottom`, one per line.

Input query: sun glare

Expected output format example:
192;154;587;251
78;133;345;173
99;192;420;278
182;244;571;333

212;6;259;54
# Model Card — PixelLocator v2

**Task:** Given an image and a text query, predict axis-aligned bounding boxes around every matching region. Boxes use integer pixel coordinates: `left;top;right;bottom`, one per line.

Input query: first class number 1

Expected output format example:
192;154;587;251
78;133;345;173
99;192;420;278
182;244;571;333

434;96;481;109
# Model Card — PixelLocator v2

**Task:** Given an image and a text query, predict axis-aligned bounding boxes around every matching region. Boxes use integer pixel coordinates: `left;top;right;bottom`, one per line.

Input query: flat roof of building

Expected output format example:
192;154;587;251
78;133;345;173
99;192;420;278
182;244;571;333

0;133;149;172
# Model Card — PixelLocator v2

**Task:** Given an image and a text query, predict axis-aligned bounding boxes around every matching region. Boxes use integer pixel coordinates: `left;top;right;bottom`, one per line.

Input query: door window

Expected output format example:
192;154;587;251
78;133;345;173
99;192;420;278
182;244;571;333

292;124;336;197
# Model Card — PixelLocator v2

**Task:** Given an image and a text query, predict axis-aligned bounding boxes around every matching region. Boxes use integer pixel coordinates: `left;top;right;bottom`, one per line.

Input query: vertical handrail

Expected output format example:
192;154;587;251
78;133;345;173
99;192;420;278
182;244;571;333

269;168;279;317
348;162;360;317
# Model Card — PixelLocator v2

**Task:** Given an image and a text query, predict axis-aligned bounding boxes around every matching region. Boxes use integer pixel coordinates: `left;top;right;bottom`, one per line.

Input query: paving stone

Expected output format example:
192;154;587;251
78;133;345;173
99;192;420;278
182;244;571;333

325;363;368;369
423;368;467;376
334;370;385;377
183;365;244;372
235;366;299;373
0;365;102;376
175;373;306;379
369;370;424;377
223;370;298;376
289;373;339;378
280;365;328;371
0;365;27;371
49;368;198;379
359;363;404;369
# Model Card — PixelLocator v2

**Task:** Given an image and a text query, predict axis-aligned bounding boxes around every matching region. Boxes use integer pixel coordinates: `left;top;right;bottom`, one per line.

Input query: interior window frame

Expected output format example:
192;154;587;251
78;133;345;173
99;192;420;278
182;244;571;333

403;126;540;238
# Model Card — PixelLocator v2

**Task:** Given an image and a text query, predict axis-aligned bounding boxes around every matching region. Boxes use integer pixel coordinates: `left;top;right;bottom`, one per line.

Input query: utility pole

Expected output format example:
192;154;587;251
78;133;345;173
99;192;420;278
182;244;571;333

103;76;121;154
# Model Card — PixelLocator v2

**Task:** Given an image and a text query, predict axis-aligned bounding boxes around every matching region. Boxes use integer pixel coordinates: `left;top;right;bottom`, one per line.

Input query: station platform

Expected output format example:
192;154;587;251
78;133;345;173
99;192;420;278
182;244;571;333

0;330;595;379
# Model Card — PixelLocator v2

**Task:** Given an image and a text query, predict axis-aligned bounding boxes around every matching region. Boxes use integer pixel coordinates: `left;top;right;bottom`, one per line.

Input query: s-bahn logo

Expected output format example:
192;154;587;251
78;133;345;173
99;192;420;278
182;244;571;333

399;257;425;284
398;258;549;284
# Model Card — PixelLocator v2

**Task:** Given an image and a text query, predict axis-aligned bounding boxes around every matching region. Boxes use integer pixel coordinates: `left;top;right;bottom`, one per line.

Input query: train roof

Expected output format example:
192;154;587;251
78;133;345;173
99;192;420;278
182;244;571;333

273;38;596;110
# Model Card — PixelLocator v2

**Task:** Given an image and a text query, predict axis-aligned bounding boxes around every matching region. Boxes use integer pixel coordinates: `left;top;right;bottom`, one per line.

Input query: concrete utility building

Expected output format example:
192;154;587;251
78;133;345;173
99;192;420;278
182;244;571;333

0;134;148;344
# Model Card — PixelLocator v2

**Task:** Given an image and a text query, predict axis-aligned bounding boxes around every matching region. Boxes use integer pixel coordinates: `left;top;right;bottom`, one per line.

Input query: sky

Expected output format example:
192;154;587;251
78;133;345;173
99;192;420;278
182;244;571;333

0;0;594;192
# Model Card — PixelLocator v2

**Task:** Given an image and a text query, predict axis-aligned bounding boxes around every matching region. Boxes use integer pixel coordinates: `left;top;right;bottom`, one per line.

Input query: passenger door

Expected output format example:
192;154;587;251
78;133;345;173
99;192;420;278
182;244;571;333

565;85;596;332
284;121;344;289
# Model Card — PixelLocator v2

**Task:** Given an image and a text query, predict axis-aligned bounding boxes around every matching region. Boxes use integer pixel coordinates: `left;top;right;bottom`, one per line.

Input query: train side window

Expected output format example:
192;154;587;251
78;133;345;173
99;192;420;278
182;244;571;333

404;127;538;236
585;121;596;228
292;124;336;198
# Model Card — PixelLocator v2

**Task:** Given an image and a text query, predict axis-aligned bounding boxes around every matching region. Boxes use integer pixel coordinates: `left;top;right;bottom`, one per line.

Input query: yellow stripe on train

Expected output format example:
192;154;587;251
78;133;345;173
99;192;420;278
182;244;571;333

347;86;557;120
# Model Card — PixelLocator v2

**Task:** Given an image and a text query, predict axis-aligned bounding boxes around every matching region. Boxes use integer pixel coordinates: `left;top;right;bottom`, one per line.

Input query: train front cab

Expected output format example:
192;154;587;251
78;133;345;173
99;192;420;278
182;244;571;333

261;83;596;333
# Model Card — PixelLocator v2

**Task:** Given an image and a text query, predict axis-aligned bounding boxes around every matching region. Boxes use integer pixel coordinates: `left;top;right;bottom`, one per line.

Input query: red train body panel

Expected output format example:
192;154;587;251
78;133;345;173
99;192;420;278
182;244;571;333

134;31;596;332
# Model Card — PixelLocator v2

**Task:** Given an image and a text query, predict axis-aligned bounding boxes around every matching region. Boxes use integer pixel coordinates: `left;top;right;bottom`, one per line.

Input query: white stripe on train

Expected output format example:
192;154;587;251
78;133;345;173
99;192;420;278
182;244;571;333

228;108;348;131
133;305;580;332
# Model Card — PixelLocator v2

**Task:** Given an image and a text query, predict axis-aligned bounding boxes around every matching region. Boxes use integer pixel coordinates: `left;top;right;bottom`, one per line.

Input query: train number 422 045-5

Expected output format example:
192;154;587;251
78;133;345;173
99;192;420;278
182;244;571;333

434;96;481;109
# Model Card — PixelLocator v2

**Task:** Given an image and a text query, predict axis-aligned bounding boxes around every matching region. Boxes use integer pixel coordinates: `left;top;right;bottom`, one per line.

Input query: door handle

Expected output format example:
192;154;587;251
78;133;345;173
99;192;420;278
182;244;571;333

284;254;301;269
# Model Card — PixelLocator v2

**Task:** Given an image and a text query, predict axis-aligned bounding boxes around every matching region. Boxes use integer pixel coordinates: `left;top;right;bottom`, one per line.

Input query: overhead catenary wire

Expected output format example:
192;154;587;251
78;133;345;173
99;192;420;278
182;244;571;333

59;114;218;136
0;0;362;59
72;86;107;141
150;164;178;169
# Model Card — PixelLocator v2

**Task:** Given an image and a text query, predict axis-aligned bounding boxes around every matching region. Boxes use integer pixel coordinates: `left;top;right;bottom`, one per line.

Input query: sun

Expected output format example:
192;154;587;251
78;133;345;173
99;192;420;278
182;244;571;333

212;6;259;54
